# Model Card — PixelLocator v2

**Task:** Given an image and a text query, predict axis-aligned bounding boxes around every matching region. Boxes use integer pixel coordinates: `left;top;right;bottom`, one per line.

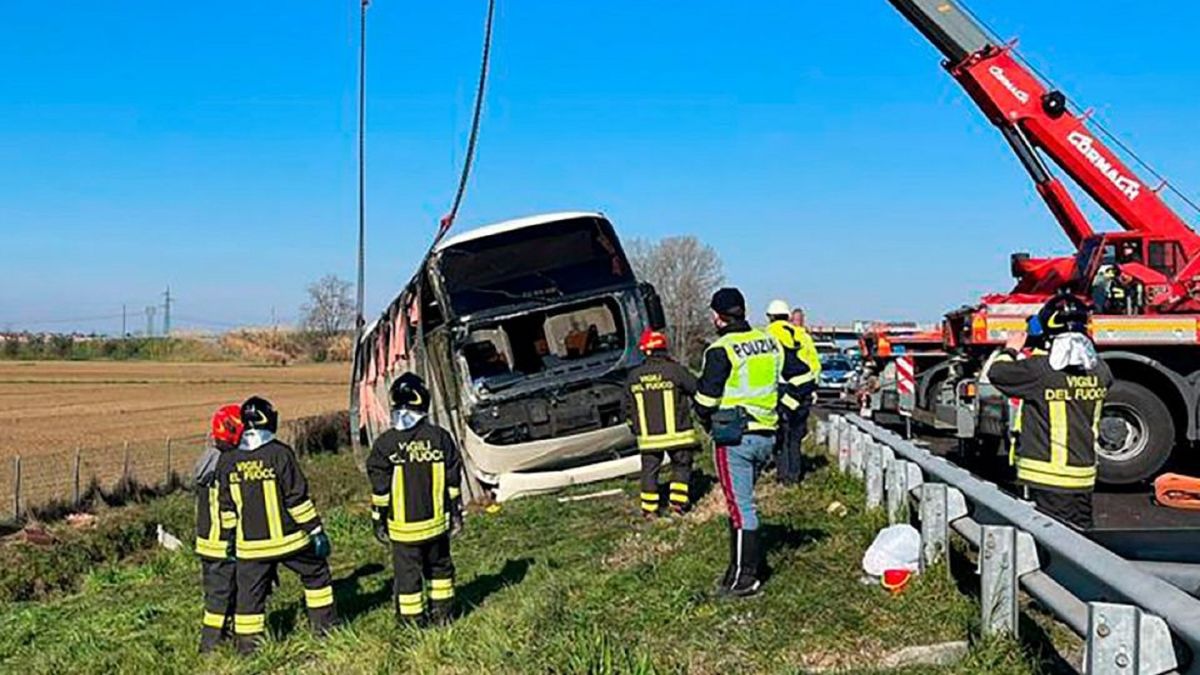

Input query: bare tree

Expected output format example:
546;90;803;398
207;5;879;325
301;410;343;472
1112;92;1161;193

301;275;355;337
628;235;724;365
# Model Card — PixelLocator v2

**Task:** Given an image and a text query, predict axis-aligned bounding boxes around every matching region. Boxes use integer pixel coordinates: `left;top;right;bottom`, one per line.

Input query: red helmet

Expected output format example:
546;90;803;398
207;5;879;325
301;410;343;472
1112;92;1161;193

211;404;245;450
638;329;668;353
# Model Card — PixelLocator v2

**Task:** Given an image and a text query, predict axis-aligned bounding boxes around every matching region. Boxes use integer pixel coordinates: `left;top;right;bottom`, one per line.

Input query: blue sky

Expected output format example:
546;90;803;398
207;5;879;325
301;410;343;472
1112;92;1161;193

4;1;1200;333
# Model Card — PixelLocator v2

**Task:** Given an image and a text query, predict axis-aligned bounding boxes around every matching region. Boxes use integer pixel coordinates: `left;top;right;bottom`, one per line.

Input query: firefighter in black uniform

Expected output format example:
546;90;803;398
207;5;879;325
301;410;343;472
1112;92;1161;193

366;373;464;626
984;293;1113;529
195;404;242;653
217;396;337;654
624;329;699;518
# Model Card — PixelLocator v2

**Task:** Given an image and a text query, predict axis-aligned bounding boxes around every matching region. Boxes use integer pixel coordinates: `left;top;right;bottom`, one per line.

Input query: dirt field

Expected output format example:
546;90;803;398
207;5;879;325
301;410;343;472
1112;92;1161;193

0;361;347;458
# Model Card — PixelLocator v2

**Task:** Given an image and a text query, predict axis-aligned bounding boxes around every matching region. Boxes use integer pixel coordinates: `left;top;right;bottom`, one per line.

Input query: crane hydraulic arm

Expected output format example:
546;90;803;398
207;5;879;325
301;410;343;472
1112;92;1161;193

889;0;1200;260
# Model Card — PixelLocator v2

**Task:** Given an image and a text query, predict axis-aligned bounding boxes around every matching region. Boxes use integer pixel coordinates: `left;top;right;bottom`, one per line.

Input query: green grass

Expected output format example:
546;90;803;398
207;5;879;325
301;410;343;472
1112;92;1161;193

0;448;1047;674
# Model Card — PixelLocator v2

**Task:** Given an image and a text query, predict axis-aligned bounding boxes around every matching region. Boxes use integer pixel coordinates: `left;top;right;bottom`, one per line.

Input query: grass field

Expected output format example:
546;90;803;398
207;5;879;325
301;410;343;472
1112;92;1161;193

0;361;347;458
0;445;1048;674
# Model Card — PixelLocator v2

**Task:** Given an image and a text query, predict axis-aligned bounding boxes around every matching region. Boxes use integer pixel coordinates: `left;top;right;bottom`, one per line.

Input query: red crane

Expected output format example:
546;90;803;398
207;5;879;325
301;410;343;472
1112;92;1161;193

891;0;1200;313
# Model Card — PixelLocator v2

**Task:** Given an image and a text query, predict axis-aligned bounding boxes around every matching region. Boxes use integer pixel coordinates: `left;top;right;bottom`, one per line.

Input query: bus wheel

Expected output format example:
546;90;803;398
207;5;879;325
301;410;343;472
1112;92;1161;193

1097;381;1174;485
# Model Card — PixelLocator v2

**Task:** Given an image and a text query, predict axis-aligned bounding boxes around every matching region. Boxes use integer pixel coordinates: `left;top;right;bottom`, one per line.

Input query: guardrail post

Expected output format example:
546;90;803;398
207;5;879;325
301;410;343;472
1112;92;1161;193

837;420;851;473
849;431;864;479
920;483;948;572
865;443;884;511
1086;602;1177;675
12;455;21;519
980;525;1018;638
885;456;908;524
73;448;82;506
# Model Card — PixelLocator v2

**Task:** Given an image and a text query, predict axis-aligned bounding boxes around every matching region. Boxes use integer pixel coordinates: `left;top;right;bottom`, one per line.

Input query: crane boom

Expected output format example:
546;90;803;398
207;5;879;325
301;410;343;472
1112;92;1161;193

889;0;1200;309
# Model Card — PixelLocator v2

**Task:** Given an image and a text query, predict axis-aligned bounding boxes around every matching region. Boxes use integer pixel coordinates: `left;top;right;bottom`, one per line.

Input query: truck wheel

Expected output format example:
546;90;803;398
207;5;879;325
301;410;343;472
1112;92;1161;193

1097;381;1174;485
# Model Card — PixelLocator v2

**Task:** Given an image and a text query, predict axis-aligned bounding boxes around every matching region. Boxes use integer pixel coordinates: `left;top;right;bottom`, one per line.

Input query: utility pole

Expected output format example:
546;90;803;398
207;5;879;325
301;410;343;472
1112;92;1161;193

355;0;369;336
162;286;172;336
145;306;157;338
121;304;127;338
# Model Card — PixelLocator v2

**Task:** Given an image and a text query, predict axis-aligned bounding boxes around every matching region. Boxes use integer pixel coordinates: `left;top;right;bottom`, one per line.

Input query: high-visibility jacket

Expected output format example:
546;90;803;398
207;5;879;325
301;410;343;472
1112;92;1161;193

193;445;229;560
624;354;699;451
766;320;821;411
694;321;784;433
217;439;323;560
366;420;463;543
986;349;1112;491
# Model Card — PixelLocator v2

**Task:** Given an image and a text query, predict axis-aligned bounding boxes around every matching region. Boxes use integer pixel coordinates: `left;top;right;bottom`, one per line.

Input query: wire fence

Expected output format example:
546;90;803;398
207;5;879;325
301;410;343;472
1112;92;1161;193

0;412;349;523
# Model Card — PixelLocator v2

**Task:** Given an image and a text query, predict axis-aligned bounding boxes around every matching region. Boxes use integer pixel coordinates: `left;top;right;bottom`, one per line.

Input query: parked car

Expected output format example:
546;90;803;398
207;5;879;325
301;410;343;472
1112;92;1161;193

817;354;855;400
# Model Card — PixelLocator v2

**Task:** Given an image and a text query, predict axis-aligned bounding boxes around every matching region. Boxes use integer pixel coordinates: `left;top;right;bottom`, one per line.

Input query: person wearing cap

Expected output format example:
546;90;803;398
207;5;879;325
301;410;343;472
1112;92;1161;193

694;287;784;597
764;300;821;485
624;328;699;518
983;291;1112;529
195;404;243;654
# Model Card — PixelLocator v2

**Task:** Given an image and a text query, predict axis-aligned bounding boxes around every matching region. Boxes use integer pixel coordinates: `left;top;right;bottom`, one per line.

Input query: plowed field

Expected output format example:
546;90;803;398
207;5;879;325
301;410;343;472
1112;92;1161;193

0;361;347;458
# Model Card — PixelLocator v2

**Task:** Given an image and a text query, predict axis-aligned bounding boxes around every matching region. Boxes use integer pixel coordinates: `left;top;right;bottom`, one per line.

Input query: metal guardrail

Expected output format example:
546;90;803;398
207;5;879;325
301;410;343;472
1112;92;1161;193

818;414;1200;675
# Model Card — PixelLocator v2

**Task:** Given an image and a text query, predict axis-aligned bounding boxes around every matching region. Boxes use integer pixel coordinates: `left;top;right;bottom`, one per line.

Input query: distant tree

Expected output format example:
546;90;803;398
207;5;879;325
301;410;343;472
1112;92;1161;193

628;235;724;366
301;274;355;338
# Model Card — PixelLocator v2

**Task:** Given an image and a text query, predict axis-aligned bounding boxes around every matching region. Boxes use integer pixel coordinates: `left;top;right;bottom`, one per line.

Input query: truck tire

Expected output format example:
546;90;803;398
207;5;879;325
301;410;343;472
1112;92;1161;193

1097;380;1175;485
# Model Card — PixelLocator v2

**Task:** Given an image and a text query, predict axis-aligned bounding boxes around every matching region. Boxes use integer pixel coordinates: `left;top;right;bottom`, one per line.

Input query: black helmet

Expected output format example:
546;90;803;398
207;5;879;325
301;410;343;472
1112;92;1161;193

1028;291;1090;340
389;372;430;413
241;396;279;432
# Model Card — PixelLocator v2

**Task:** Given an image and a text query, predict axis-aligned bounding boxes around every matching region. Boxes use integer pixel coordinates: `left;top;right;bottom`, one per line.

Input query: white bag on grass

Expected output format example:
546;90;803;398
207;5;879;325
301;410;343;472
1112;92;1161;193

862;524;921;577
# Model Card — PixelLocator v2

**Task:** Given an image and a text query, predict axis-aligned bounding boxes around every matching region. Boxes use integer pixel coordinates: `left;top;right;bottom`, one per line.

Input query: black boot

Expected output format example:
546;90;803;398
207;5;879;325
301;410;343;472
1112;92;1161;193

308;606;339;637
429;600;455;627
726;528;763;598
198;626;224;654
235;634;265;656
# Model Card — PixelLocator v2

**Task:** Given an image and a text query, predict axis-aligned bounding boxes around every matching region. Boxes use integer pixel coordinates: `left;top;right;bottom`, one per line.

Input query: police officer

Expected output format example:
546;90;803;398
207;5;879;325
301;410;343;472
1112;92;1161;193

624;328;699;518
984;293;1112;529
765;300;821;485
218;396;337;654
694;288;784;597
195;404;242;653
366;373;464;626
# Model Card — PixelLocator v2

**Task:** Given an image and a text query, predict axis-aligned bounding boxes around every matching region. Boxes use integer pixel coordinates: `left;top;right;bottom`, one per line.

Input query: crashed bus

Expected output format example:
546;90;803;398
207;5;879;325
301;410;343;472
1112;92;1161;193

351;212;666;501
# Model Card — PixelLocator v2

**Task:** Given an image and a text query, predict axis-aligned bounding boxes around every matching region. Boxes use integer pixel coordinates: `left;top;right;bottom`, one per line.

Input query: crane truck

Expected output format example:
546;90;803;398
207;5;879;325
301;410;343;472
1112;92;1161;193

872;0;1200;484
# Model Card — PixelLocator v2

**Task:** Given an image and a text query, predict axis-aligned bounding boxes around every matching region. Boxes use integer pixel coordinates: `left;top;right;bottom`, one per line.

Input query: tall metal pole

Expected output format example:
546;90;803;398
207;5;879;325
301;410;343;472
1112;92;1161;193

354;0;369;335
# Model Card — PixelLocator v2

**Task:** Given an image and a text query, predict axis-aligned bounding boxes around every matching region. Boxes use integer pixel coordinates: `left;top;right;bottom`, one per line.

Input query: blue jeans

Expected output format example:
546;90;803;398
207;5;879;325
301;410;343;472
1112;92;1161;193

715;433;774;531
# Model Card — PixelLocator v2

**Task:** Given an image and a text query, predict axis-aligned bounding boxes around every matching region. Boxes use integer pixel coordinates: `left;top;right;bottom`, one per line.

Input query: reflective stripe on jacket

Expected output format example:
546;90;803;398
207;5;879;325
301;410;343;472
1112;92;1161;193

695;325;784;432
985;350;1112;492
366;421;463;543
624;354;699;451
216;440;322;560
766;320;819;410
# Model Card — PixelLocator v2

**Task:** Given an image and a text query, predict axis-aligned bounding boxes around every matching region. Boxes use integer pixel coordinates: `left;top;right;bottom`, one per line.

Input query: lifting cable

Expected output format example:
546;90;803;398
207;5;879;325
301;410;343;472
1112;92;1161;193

433;0;497;248
958;0;1200;217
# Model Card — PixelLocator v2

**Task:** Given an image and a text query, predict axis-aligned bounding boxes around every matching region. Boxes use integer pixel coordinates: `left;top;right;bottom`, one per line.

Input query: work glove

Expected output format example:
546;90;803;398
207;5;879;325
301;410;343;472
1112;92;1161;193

225;538;237;563
310;528;332;559
372;511;389;545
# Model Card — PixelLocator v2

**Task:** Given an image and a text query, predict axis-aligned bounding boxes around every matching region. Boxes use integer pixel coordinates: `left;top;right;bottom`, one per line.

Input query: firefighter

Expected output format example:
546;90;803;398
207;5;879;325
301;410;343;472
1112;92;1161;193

366;373;464;627
695;287;784;597
984;293;1112;529
765;300;820;485
624;328;699;518
217;396;337;654
194;404;243;653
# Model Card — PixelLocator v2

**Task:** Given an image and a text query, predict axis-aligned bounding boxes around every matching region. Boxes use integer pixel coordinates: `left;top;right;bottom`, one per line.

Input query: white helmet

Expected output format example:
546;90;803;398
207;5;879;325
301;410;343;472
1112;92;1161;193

766;299;790;318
